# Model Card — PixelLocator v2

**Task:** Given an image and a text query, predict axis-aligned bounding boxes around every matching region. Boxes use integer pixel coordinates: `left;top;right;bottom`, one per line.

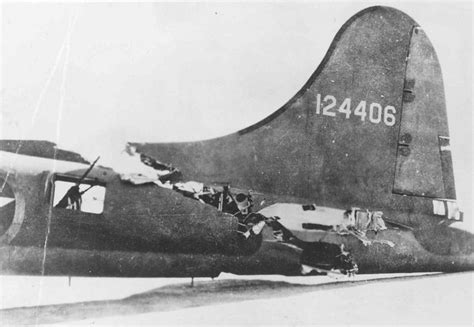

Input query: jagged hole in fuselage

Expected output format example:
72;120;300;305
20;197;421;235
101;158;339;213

0;178;16;236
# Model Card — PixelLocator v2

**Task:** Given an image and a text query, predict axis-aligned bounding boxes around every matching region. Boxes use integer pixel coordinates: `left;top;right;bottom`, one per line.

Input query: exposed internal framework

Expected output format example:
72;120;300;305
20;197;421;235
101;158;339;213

111;144;402;276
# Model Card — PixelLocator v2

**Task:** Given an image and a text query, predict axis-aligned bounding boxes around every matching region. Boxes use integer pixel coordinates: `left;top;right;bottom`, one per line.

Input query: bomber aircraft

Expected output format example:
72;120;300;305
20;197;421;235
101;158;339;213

0;6;473;278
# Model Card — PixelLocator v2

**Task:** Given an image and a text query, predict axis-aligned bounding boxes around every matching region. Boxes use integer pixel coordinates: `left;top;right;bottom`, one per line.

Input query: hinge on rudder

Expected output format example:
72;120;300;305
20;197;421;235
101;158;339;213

397;132;412;157
403;78;415;103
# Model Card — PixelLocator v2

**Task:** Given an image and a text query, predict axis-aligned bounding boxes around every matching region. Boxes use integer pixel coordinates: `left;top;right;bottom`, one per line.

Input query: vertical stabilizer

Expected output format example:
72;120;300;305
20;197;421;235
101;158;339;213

132;6;457;217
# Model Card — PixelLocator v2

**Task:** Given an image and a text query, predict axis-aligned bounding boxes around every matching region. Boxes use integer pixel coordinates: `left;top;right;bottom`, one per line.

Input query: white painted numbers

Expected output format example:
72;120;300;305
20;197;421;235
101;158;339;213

383;105;396;126
315;94;396;126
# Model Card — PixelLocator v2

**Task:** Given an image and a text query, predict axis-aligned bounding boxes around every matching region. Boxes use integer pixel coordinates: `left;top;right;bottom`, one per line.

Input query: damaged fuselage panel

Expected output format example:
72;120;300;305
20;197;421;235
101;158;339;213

0;140;443;277
119;147;403;276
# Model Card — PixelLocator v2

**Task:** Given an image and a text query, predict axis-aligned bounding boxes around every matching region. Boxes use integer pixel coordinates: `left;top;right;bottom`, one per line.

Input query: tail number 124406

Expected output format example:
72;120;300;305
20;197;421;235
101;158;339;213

315;94;396;126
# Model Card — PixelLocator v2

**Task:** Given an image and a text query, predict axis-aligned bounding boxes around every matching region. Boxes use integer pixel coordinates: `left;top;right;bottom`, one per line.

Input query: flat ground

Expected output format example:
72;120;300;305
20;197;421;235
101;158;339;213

1;272;472;325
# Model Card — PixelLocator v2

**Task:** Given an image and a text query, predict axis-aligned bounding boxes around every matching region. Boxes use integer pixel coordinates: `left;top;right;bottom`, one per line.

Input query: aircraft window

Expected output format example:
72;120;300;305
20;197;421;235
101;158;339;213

0;178;16;236
53;178;106;214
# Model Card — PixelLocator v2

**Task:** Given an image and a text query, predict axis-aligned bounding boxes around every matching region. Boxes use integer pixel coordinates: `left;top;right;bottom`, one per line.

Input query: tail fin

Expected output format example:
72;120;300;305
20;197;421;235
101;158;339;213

132;6;455;216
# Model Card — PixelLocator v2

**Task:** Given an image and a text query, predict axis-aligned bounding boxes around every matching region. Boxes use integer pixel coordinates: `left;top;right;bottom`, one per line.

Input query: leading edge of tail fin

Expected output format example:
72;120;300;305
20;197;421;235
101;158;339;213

132;6;456;213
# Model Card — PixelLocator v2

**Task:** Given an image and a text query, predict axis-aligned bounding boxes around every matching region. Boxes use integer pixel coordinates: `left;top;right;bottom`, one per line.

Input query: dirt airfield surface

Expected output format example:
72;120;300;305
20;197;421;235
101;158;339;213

1;272;472;325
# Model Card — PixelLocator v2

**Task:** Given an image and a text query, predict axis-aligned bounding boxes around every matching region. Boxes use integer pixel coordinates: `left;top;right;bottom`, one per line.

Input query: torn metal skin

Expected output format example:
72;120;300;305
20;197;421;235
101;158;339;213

0;141;392;277
120;146;400;276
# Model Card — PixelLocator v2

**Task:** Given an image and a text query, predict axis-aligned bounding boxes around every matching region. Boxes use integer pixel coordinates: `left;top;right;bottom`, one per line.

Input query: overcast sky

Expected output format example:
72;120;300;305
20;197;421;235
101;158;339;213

1;1;472;214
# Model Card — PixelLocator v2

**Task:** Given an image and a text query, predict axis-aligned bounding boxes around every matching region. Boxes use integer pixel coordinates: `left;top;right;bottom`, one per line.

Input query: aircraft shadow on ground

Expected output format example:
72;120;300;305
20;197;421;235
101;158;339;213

0;274;444;325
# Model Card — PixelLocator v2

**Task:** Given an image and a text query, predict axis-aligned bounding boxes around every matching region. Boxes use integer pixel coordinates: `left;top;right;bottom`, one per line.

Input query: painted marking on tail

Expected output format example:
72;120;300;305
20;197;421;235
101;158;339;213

315;93;397;126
